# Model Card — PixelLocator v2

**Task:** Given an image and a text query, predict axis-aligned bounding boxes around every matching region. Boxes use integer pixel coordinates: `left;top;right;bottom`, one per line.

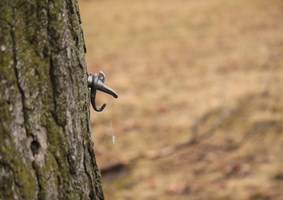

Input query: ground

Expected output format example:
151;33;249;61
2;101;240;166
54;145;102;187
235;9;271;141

79;0;283;199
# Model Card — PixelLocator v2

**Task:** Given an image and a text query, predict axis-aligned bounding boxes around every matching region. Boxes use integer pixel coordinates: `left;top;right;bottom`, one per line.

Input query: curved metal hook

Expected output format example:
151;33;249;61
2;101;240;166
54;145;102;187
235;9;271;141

88;71;118;112
90;86;106;112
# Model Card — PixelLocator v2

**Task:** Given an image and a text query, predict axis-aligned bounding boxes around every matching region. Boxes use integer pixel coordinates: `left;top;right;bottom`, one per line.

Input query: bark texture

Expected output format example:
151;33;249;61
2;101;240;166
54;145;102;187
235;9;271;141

0;0;104;199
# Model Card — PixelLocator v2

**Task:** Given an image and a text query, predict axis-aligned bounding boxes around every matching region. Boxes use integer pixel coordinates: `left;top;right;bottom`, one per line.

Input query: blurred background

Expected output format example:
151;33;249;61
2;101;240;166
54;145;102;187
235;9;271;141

79;0;283;199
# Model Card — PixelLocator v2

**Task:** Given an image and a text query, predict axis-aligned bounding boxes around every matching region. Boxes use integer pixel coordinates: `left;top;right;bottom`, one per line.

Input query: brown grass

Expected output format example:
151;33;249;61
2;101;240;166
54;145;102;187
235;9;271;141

79;0;283;199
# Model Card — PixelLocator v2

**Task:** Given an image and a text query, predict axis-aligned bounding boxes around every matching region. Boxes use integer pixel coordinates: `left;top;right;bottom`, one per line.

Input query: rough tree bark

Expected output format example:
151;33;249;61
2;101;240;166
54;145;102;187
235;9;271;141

0;1;104;199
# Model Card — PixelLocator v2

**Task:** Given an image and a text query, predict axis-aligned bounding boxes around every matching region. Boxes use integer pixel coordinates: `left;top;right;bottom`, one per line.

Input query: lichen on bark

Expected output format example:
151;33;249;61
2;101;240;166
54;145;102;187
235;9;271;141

0;0;104;199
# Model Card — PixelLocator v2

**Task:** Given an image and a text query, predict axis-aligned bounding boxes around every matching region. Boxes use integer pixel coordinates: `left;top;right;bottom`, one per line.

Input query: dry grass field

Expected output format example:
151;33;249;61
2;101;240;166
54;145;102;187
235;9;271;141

79;0;283;199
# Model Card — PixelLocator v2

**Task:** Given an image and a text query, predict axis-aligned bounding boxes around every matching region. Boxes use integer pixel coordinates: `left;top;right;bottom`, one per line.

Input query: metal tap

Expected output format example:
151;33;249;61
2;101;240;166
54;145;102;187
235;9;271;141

88;71;118;112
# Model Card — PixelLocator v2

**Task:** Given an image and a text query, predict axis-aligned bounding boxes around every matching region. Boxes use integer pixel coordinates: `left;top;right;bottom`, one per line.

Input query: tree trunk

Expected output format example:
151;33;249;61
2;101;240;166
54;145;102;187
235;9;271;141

0;1;104;199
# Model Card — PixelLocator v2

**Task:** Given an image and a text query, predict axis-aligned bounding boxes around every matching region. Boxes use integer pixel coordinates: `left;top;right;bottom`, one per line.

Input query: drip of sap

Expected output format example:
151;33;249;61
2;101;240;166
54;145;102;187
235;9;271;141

108;120;116;144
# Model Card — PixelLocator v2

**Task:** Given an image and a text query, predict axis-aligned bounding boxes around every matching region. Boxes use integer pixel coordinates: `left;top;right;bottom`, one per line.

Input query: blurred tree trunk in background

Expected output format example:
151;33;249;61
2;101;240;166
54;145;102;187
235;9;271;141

0;1;104;199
